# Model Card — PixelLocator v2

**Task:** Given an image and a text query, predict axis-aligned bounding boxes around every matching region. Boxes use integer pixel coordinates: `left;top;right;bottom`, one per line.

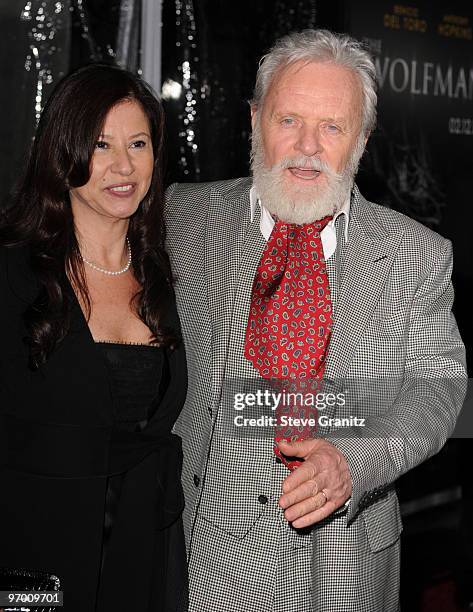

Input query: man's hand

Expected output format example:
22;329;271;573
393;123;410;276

278;438;352;528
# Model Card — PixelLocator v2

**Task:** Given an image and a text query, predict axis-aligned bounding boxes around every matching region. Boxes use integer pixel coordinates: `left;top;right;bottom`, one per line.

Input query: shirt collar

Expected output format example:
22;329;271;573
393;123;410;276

249;184;351;242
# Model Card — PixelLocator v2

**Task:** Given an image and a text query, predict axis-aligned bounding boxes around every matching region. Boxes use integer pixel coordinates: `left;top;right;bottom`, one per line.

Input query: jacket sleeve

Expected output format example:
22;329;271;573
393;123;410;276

329;238;467;522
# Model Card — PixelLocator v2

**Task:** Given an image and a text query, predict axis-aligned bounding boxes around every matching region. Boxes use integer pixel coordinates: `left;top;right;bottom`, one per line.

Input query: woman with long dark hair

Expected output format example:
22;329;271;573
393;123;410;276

0;64;187;611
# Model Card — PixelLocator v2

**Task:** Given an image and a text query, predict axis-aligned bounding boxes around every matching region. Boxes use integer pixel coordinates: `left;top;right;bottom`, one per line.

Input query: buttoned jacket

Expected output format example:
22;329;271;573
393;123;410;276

165;177;466;607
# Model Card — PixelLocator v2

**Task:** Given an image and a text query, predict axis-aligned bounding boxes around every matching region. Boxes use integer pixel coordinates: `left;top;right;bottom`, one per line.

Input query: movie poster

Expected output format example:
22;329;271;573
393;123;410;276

347;0;473;365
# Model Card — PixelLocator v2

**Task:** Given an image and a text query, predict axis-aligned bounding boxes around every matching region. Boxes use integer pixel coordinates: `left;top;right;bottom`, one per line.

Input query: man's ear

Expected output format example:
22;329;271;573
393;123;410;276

250;104;258;131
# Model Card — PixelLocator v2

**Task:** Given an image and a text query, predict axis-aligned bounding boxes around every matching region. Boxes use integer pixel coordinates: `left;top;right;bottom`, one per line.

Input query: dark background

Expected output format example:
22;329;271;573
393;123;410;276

1;1;472;610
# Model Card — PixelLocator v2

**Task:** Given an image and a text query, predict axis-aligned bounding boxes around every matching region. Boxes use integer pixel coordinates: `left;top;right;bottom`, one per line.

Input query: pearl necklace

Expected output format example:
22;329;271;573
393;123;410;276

81;238;132;276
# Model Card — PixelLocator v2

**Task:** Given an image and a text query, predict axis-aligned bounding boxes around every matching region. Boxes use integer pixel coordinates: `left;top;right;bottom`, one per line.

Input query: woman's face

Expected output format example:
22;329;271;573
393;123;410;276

69;99;154;224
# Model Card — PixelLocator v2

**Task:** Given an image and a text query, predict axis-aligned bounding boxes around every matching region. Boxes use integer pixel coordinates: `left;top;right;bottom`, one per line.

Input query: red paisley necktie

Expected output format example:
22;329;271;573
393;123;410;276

245;217;333;470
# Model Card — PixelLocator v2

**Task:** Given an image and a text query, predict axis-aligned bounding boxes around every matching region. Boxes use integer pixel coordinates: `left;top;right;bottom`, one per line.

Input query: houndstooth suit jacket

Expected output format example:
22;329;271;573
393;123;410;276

165;177;466;611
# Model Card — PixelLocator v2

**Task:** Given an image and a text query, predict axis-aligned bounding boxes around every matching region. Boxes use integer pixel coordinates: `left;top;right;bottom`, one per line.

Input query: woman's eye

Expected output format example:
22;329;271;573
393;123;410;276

95;140;108;149
131;140;147;148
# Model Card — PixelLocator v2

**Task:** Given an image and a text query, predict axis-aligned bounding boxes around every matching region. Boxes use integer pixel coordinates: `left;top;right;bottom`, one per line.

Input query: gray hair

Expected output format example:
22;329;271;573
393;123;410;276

252;29;377;136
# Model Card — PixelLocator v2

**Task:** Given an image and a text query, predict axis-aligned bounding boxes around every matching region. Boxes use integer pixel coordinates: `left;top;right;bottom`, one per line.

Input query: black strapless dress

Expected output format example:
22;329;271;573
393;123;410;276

94;342;188;612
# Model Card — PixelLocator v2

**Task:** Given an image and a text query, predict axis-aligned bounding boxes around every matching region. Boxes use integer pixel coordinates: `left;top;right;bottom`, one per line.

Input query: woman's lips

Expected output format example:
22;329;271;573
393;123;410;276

288;168;321;180
105;183;137;197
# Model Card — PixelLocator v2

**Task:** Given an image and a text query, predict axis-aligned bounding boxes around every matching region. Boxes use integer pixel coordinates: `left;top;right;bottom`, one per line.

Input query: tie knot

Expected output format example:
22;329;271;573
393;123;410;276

298;215;333;233
273;215;333;241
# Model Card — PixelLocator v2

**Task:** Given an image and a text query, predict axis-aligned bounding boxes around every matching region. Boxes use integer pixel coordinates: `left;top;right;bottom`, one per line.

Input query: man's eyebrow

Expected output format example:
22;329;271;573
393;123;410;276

320;117;347;125
271;110;303;119
271;110;348;123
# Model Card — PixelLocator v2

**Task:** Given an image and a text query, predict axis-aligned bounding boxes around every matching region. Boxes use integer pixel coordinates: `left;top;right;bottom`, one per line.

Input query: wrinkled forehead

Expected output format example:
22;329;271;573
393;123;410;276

262;59;363;119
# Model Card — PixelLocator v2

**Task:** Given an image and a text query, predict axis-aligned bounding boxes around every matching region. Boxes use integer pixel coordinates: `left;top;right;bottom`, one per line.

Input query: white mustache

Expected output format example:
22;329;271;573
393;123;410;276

276;156;339;178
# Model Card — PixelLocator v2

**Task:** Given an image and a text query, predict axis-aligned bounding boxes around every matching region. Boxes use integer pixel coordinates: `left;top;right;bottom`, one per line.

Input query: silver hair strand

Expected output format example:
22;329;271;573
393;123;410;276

251;29;378;136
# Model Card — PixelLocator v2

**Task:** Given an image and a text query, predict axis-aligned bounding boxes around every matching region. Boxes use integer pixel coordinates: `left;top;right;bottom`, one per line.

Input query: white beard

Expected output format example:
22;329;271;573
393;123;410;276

250;121;365;224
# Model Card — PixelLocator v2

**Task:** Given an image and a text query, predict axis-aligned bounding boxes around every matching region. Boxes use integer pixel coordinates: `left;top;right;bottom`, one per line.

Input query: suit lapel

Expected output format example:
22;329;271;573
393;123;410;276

324;188;405;381
204;181;405;393
205;180;256;415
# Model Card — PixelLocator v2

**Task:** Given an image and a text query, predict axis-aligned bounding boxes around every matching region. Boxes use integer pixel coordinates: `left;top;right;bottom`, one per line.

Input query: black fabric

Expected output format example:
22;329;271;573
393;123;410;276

0;245;188;612
97;342;166;429
95;342;165;569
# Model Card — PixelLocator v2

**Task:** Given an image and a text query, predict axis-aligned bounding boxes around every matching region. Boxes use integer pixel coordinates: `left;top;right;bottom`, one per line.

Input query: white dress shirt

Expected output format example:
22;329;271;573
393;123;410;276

249;185;351;257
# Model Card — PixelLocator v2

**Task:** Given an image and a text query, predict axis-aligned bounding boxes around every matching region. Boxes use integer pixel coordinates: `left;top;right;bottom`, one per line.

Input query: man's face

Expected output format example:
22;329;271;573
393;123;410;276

251;60;366;223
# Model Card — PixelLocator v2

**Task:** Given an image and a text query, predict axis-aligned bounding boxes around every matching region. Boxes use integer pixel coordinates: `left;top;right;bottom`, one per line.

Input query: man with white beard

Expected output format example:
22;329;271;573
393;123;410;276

165;29;466;612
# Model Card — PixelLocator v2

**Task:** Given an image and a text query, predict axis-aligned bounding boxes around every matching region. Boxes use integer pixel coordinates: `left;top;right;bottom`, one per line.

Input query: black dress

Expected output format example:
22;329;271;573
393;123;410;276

0;245;188;612
95;342;188;612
